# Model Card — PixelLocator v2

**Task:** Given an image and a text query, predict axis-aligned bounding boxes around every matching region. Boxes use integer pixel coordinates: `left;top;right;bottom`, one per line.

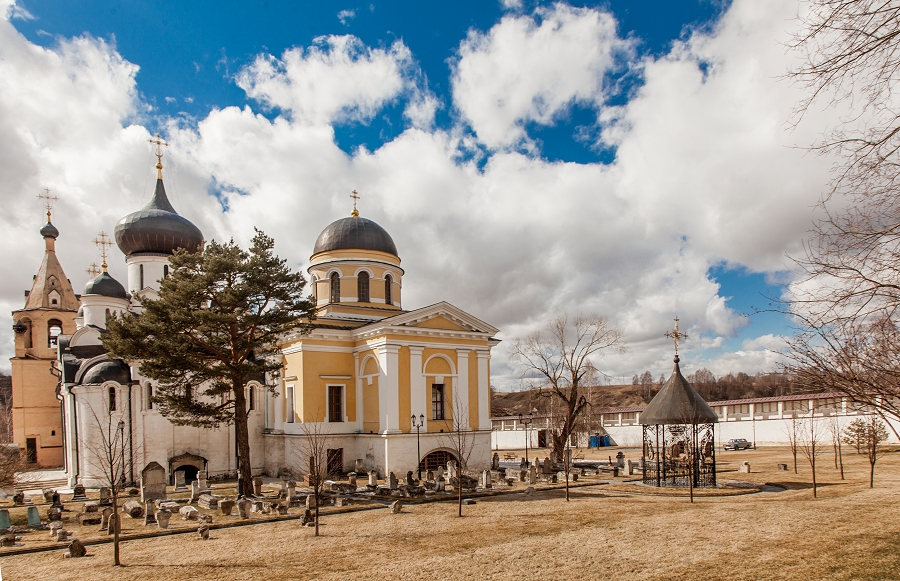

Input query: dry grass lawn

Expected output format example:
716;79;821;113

2;446;899;581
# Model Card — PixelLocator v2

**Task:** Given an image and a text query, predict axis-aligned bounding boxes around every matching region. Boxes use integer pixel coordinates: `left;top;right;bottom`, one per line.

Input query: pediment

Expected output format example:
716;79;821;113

369;302;499;335
408;316;469;331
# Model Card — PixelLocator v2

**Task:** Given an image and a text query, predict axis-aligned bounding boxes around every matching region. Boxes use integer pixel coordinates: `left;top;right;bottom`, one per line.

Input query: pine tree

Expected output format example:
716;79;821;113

103;229;315;496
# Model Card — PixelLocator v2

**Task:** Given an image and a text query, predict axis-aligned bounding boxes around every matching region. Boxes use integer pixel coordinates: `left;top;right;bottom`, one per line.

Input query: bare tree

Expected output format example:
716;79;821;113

863;416;890;487
827;415;845;479
798;417;826;498
83;405;130;566
440;395;476;517
512;313;624;463
785;412;802;474
294;418;331;536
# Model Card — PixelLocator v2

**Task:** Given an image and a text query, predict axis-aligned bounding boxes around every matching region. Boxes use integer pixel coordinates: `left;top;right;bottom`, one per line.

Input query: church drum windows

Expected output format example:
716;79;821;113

357;271;369;302
286;385;295;423
432;384;445;421
139;264;144;289
384;274;392;305
108;387;117;412
330;272;340;303
328;385;343;422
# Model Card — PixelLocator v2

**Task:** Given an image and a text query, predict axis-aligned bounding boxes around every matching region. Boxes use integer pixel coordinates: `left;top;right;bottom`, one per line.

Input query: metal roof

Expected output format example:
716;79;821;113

312;216;398;257
83;271;127;300
115;178;203;256
638;357;718;424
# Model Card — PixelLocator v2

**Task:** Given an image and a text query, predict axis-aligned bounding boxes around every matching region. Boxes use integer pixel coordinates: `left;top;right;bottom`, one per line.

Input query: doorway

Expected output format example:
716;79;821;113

25;438;37;464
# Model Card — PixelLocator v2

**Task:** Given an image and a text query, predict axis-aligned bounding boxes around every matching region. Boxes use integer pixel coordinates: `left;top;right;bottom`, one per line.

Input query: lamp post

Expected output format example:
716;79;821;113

519;412;534;465
117;420;125;488
411;414;425;480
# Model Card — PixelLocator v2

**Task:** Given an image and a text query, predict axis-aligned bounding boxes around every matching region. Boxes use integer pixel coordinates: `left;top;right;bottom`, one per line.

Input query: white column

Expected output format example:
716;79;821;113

354;352;363;431
409;346;426;432
379;344;401;434
476;350;491;430
274;382;284;432
456;349;470;430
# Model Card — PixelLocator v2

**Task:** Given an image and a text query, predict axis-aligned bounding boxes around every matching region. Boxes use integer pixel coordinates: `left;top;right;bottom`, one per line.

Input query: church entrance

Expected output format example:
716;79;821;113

168;452;206;485
175;465;199;485
418;450;457;473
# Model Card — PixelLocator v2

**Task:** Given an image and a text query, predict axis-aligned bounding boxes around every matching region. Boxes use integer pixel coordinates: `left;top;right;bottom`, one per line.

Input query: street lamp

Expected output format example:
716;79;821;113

519;412;534;465
411;414;425;480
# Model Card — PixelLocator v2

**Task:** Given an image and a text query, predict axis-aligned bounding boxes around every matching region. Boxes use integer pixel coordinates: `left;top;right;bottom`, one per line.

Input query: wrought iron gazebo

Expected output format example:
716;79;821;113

640;320;718;487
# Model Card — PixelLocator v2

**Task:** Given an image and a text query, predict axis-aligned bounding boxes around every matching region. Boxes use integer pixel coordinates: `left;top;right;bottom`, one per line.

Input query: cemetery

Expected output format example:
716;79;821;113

0;443;897;579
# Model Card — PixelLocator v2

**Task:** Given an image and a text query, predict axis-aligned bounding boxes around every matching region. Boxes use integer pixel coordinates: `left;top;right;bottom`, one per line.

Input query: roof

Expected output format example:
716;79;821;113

79;359;131;385
83;271;128;300
639;357;719;424
312;216;398;257
40;221;59;239
115;177;204;256
23;223;79;312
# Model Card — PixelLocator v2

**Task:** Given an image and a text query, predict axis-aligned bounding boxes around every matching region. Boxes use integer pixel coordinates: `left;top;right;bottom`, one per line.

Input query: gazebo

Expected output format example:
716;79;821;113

640;320;718;488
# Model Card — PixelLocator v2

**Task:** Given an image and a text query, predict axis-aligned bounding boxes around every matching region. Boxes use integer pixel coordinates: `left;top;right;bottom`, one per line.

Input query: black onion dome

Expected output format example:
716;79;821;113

40;221;59;239
80;359;131;385
639;357;719;425
83;272;128;300
312;216;398;257
115;178;203;256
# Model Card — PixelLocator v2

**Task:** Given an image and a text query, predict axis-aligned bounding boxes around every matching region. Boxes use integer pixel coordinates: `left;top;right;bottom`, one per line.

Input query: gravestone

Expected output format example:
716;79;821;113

492;453;500;470
286;481;296;500
156;510;171;529
70;484;88;501
47;507;61;521
141;462;167;502
616;451;625;468
173;471;187;491
123;499;144;518
51;492;63;509
368;471;378;486
355;459;365;473
43;489;55;503
348;473;357;487
76;512;102;526
198;494;219;509
528;463;537;485
426;470;434;482
220;499;235;516
481;470;492;490
237;499;251;519
436;476;445;492
542;457;554;474
191;480;202;503
26;505;41;528
12;492;23;506
106;514;120;535
436;466;444;481
447;461;458;479
388;472;399;490
180;506;200;520
777;463;788;471
99;487;112;506
198;470;209;491
144;503;157;525
390;500;402;514
253;477;263;496
406;471;415;487
0;510;8;531
100;507;112;530
739;461;751;474
67;539;86;558
520;457;527;469
524;486;535;496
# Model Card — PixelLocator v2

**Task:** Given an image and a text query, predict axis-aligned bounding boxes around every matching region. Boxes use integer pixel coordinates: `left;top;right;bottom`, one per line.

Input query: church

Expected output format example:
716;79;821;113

13;146;498;487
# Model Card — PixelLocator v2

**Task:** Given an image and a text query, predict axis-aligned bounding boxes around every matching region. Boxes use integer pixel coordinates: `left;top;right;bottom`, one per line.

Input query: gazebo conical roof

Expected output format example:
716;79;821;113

640;356;718;425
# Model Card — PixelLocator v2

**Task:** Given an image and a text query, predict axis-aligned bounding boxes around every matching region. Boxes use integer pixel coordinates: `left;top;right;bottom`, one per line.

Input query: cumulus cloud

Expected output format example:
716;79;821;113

235;35;414;126
451;4;632;149
337;9;356;25
0;0;847;391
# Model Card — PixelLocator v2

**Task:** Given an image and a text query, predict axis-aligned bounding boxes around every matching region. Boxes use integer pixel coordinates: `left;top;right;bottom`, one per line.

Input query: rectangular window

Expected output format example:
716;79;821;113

248;386;255;411
108;387;116;412
432;384;445;421
146;384;153;410
328;385;343;422
286;385;295;423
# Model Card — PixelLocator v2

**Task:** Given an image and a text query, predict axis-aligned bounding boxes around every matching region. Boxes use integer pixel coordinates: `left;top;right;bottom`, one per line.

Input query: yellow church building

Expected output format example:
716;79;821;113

269;203;499;476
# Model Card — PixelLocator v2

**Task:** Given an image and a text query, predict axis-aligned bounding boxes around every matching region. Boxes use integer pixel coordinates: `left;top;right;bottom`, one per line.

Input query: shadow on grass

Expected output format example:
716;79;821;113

765;480;844;490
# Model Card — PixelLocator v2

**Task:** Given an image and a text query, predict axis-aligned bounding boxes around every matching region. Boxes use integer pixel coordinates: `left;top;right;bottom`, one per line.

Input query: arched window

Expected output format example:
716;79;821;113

108;386;117;412
20;318;32;349
248;385;255;411
357;271;370;302
47;319;62;348
385;274;393;305
330;272;340;303
139;264;144;289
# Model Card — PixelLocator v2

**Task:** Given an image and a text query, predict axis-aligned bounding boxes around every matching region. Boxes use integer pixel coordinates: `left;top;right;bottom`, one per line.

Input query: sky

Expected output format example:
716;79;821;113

0;0;846;389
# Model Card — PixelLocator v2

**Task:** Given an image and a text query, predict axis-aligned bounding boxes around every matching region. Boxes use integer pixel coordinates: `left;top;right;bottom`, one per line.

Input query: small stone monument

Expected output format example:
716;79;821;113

405;471;415;487
355;458;365;473
0;509;10;531
197;469;209;491
99;486;112;506
144;503;157;525
191;480;202;503
123;499;144;518
528;463;537;485
67;539;87;558
51;491;63;509
173;471;187;491
220;499;235;516
436;476;445;492
198;525;210;540
70;484;88;501
156;510;171;529
481;470;492;490
739;461;751;474
390;500;402;514
542;457;554;474
615;451;625;468
180;506;200;520
106;514;120;535
286;481;296;500
388;472;399;490
12;492;23;506
492;453;500;470
141;461;167;502
237;499;252;519
348;473;357;487
100;507;112;530
368;471;378;486
253;477;263;496
26;505;41;528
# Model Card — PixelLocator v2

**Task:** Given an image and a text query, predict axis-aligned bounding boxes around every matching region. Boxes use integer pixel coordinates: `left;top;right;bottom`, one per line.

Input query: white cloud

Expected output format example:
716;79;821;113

235;35;414;126
451;4;632;149
337;9;356;25
4;1;33;21
0;0;850;392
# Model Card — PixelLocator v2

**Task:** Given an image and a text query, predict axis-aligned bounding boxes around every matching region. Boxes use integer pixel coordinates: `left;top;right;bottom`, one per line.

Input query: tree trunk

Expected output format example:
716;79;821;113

811;453;817;498
837;438;844;479
233;379;253;497
458;472;463;517
868;445;876;488
314;485;320;536
112;491;120;566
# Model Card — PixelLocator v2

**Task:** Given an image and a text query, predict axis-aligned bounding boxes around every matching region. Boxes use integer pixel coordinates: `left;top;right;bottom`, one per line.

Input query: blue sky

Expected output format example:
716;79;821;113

0;0;830;386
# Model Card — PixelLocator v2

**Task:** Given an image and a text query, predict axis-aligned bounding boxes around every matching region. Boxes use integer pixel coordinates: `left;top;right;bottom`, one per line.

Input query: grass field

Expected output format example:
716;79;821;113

2;446;899;581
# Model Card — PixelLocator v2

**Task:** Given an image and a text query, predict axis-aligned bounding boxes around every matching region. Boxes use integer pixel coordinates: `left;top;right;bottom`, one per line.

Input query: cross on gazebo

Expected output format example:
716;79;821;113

664;317;688;356
37;187;59;221
92;232;114;272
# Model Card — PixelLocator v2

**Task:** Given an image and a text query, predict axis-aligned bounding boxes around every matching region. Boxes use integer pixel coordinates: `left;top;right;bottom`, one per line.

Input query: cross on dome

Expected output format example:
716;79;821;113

85;263;101;277
350;190;360;217
92;231;114;272
665;316;688;356
148;133;169;179
37;187;58;222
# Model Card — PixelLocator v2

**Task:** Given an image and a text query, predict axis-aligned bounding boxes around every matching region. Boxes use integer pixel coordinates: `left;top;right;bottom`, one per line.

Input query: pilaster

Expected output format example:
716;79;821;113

378;344;402;434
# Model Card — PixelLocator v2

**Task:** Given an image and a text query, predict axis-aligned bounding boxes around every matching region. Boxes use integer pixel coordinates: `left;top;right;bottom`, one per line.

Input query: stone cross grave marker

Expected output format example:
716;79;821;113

368;471;378;486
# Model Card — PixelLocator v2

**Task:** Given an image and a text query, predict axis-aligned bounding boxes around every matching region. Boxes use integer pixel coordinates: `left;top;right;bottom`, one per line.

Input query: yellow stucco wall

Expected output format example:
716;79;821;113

398;346;410;433
411;316;467;331
468;351;479;430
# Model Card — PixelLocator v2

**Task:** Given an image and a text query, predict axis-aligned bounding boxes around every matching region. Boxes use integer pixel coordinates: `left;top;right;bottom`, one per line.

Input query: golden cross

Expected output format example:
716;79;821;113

350;190;360;217
85;262;101;278
92;231;114;272
665;317;688;356
37;187;59;221
148;133;168;163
